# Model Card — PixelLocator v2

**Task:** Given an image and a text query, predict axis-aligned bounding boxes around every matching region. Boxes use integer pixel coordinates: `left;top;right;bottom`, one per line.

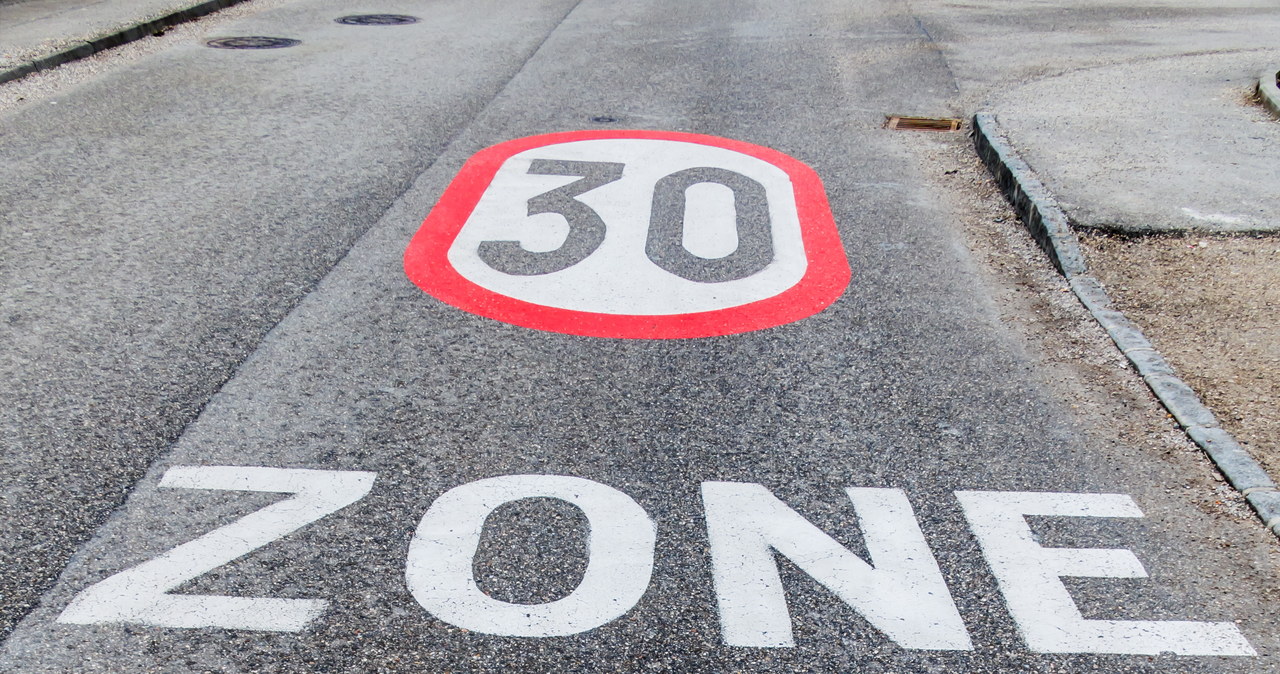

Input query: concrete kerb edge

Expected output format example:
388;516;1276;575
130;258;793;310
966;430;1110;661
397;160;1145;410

971;113;1088;277
971;112;1280;533
1258;66;1280;119
0;0;252;86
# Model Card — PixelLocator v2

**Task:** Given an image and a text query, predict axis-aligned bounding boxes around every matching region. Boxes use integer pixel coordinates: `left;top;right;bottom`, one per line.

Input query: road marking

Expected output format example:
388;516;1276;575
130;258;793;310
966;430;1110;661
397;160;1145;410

57;466;376;632
956;491;1256;655
404;130;850;338
54;467;1257;656
702;483;972;649
406;474;655;637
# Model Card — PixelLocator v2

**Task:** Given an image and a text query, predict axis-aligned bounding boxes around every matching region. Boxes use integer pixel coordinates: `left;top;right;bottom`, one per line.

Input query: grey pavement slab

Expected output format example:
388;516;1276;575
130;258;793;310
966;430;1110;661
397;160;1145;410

989;51;1280;232
2;0;1277;671
915;0;1280;232
0;0;578;639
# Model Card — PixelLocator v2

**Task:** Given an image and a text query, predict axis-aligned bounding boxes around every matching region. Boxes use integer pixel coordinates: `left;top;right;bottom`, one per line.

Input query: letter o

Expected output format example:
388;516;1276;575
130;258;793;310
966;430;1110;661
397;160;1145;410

405;475;656;637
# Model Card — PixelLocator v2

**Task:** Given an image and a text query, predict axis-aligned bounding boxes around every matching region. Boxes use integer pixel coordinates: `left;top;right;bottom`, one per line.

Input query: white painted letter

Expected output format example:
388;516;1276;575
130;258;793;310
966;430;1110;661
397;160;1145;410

955;491;1255;655
406;474;655;637
58;466;377;632
701;482;971;649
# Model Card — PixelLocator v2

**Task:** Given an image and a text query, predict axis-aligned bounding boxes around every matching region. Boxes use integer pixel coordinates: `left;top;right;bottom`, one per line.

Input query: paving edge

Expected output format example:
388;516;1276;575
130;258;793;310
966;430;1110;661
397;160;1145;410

1258;66;1280;119
972;111;1280;538
0;0;252;86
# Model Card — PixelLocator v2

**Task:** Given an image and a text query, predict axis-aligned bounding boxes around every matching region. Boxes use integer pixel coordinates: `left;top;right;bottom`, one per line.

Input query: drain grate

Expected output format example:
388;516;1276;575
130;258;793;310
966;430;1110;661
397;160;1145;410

885;116;963;132
336;14;420;25
206;36;300;49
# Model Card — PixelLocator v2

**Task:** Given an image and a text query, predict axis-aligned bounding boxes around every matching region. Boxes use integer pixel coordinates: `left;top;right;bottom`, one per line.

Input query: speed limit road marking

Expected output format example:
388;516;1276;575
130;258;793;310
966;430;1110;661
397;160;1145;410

404;130;850;339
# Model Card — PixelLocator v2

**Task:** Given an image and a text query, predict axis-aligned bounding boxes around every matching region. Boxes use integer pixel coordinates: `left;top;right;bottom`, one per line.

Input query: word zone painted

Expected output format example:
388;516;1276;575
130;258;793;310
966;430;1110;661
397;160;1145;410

58;468;1256;657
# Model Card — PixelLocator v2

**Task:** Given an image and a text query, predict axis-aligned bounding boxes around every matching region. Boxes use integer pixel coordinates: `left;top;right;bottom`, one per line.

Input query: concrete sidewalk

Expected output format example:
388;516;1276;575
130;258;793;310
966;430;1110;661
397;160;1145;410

914;0;1280;233
986;52;1279;233
0;0;249;83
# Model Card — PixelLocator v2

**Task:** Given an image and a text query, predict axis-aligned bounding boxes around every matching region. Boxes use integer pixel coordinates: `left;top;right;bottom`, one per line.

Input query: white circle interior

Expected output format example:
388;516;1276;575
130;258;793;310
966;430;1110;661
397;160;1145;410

447;138;809;316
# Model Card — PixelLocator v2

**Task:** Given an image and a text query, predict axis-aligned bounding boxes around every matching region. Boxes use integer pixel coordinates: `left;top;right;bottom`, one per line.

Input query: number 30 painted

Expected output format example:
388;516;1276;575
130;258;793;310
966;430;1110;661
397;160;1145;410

404;130;851;339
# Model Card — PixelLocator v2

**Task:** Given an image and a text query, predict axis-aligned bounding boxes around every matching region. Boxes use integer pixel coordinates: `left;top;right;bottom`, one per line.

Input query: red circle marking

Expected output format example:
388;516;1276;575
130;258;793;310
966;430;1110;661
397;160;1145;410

403;130;850;339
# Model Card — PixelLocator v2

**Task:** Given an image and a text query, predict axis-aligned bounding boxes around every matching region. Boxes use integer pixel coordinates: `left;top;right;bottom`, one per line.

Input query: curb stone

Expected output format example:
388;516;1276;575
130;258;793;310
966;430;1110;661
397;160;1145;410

1258;66;1280;119
0;0;253;86
972;112;1280;538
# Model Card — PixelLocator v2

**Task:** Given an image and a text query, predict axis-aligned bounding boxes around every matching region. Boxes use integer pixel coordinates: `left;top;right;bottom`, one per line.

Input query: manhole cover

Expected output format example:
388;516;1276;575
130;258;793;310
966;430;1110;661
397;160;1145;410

206;36;300;49
884;115;963;132
335;14;420;25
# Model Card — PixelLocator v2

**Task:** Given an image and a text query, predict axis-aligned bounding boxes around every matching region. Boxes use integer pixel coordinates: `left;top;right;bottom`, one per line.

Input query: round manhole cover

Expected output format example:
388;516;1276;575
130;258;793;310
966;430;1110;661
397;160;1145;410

335;14;419;25
206;36;300;49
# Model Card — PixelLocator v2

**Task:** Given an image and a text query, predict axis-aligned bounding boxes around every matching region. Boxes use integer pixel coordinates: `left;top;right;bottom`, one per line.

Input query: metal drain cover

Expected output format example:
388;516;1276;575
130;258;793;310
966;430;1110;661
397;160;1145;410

206;36;300;49
335;14;419;25
885;115;964;132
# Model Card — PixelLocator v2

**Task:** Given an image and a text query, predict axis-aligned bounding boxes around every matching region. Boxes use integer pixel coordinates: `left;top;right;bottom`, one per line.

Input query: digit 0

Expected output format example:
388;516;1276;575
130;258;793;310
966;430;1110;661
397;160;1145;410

645;166;773;283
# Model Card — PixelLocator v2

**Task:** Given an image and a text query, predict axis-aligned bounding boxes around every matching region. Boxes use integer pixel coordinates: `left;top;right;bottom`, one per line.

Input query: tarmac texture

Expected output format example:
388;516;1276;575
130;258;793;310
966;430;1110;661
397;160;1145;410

1;0;1278;671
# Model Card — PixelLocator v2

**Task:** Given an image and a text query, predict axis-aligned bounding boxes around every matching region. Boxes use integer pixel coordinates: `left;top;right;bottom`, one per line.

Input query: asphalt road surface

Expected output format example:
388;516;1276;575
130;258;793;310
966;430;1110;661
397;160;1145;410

1;0;1277;671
